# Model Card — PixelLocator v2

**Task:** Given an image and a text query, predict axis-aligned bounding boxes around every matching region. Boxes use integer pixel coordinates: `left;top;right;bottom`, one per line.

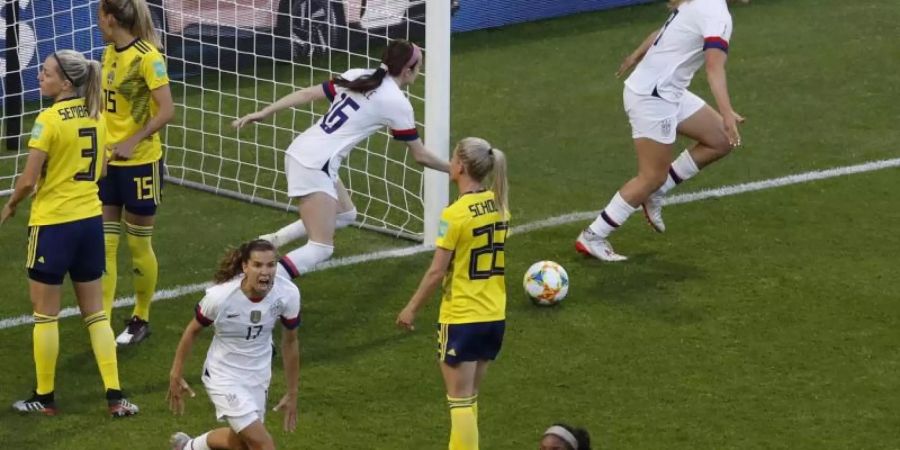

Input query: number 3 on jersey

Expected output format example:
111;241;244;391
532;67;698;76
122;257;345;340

320;94;360;134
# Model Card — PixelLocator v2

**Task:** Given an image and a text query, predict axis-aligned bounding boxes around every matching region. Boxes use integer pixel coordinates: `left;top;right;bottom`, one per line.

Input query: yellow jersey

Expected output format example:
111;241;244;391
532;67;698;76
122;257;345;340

27;97;105;226
101;38;169;166
435;190;509;324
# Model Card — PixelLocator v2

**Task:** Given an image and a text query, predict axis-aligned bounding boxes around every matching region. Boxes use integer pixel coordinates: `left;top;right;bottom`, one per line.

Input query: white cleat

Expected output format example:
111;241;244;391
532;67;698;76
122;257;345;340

642;193;666;233
170;432;191;450
575;229;627;262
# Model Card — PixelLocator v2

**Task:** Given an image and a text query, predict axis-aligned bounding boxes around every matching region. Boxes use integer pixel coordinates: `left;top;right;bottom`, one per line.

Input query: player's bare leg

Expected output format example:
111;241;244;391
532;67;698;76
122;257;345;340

277;192;337;278
578;138;671;261
678;104;734;169
260;179;356;248
643;105;735;232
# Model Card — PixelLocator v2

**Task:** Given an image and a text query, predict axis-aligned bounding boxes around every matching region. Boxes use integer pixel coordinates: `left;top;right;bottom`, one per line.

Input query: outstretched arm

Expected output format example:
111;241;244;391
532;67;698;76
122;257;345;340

405;139;450;173
233;85;328;128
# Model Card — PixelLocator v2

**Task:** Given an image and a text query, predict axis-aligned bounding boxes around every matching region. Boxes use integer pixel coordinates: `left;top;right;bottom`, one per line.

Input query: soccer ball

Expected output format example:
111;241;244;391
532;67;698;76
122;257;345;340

523;261;569;306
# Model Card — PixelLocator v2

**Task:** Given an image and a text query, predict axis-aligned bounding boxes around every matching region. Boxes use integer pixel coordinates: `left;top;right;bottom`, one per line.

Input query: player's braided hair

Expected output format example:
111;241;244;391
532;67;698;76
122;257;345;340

101;0;162;49
333;39;421;94
213;239;277;283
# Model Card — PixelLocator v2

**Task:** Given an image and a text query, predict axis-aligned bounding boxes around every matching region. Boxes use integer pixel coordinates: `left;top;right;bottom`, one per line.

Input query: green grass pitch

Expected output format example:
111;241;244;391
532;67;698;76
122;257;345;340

0;0;898;448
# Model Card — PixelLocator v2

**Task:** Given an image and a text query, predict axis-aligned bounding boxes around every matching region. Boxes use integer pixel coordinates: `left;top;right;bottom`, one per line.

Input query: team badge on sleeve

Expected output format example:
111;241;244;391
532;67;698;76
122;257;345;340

438;220;449;237
153;60;166;77
30;123;43;140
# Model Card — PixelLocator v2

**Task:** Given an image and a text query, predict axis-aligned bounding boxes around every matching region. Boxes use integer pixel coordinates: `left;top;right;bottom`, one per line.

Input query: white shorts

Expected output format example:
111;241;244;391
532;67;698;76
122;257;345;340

623;87;706;144
285;154;338;200
205;382;267;433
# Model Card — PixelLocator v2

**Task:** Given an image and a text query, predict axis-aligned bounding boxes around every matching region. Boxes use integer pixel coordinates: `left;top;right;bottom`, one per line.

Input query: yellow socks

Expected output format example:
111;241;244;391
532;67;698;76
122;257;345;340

33;313;59;395
447;395;479;450
84;311;120;391
125;222;157;321
102;221;121;321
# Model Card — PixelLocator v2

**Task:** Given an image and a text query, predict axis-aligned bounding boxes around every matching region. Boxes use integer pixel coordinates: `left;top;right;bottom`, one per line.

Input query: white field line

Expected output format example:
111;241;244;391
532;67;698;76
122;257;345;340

1;157;898;330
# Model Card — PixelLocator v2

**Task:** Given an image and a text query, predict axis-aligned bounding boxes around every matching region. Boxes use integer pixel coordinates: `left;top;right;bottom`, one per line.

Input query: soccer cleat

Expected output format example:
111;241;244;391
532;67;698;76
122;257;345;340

12;392;58;416
641;192;666;233
170;432;191;450
108;397;139;418
116;316;151;346
575;229;627;262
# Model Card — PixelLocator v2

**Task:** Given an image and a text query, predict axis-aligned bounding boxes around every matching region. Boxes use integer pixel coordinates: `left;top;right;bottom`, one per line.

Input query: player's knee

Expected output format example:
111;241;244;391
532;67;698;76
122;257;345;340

241;435;274;450
637;170;668;192
704;131;733;155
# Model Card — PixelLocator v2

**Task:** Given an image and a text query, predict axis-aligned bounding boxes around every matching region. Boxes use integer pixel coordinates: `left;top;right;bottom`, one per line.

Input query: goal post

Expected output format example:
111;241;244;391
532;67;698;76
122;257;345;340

423;0;451;244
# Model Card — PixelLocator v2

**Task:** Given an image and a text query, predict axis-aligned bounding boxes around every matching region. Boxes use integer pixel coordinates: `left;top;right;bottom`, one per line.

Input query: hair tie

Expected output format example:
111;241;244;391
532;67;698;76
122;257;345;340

52;53;76;86
378;62;389;72
544;426;578;450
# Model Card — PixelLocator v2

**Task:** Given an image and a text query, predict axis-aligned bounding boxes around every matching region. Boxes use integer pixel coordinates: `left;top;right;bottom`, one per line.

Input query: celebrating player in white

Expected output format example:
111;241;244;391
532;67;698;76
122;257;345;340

577;0;745;261
167;240;301;450
233;39;449;279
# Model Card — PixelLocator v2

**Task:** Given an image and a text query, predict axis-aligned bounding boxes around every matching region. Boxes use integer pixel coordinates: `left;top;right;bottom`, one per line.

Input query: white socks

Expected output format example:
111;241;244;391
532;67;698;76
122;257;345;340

186;433;211;450
279;241;335;278
263;209;357;248
657;150;700;195
589;192;637;238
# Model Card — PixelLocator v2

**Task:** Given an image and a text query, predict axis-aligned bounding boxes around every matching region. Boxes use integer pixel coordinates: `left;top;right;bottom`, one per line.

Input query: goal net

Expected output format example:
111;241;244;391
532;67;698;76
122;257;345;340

1;0;451;242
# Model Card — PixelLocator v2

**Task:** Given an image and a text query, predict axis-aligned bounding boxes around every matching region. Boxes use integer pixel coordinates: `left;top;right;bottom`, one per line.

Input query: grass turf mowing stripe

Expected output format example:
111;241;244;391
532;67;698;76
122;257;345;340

1;157;898;330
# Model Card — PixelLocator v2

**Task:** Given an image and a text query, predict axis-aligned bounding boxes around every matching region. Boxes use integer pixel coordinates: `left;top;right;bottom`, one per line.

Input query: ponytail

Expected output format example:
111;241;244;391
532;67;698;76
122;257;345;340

101;0;162;50
455;137;509;217
489;148;508;218
83;61;103;119
213;239;277;283
333;39;420;94
53;50;102;119
332;66;388;94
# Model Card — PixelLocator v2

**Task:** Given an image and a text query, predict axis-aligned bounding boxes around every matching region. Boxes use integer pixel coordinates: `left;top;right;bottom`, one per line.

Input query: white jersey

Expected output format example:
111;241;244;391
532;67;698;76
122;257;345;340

286;68;419;173
195;274;301;387
625;0;732;102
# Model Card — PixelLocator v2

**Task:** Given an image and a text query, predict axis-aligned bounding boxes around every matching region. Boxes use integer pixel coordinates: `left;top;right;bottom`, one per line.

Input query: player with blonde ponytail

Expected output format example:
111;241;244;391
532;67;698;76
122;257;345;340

3;50;139;417
397;137;510;450
97;0;174;345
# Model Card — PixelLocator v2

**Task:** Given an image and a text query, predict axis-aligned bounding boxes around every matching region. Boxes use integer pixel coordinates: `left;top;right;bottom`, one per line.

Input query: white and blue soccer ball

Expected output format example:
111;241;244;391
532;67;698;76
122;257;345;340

523;261;569;306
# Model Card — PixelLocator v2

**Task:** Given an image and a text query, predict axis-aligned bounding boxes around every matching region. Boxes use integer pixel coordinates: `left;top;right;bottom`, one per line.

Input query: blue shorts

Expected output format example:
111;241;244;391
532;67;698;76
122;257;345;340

98;160;164;216
27;215;105;285
436;320;505;365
